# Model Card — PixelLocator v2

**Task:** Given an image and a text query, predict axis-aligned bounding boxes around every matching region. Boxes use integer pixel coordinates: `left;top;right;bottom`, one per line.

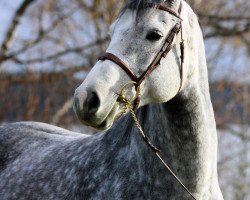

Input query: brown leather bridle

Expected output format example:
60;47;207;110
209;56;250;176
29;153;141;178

99;2;184;110
98;3;198;199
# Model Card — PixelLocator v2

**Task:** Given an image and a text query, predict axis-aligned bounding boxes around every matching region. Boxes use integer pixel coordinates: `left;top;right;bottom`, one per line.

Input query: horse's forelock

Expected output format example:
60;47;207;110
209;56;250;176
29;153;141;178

120;0;177;18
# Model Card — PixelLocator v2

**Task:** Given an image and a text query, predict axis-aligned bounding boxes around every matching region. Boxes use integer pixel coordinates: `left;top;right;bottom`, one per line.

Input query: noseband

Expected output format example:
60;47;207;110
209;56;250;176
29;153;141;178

99;2;184;109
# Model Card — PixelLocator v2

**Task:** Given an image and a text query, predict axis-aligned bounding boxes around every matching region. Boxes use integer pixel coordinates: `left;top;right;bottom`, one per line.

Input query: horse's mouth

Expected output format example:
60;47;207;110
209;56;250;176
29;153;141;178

96;118;112;130
76;100;124;130
95;104;118;130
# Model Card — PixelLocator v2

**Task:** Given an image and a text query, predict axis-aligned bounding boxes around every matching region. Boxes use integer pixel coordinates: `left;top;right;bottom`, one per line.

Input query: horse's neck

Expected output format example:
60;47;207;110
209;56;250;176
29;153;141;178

139;82;219;198
102;75;221;198
163;83;218;178
141;72;219;198
112;67;218;196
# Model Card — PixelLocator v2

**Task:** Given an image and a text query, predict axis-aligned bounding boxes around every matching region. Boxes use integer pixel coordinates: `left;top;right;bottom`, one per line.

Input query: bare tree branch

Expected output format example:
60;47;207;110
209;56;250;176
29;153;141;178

204;21;250;39
51;98;73;125
239;35;250;55
198;13;250;21
218;149;245;168
0;66;86;84
0;0;36;57
0;4;77;65
11;36;109;65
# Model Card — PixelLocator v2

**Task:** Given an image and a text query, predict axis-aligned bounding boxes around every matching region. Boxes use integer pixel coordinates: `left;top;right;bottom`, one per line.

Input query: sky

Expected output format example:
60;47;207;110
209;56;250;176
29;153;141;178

0;0;249;82
0;0;23;44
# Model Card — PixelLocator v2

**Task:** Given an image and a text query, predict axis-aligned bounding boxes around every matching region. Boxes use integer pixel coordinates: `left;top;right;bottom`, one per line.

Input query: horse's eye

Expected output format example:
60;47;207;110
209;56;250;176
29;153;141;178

146;31;162;41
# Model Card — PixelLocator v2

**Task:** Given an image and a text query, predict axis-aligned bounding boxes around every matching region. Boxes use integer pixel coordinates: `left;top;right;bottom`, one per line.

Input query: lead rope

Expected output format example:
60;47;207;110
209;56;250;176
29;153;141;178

118;83;197;200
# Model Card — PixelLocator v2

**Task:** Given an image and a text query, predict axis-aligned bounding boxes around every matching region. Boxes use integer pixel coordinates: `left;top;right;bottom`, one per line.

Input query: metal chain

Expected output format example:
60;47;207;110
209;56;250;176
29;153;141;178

118;85;197;200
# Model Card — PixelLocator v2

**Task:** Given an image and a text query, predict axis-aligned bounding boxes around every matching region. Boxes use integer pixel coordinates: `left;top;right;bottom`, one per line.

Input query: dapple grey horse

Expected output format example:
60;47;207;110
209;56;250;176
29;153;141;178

0;0;223;199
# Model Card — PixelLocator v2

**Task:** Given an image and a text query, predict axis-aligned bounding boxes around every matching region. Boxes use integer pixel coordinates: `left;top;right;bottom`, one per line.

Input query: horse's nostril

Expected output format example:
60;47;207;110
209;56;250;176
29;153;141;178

85;92;100;114
73;97;80;112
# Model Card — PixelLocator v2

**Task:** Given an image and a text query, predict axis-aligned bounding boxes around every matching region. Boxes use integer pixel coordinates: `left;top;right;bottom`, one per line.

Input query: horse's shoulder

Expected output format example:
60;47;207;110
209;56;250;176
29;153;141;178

0;121;91;148
0;121;87;138
0;122;90;171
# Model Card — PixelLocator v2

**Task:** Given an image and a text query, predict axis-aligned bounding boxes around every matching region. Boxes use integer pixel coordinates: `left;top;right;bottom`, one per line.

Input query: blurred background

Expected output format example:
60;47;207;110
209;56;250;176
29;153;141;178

0;0;249;199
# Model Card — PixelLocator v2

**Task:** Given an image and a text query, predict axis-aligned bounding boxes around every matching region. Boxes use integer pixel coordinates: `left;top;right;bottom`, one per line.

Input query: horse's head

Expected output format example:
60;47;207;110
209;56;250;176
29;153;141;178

74;0;192;129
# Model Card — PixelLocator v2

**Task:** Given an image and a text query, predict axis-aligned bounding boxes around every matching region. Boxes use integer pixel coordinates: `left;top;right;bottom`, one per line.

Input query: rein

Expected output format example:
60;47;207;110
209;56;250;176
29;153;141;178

100;1;196;199
118;82;197;200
